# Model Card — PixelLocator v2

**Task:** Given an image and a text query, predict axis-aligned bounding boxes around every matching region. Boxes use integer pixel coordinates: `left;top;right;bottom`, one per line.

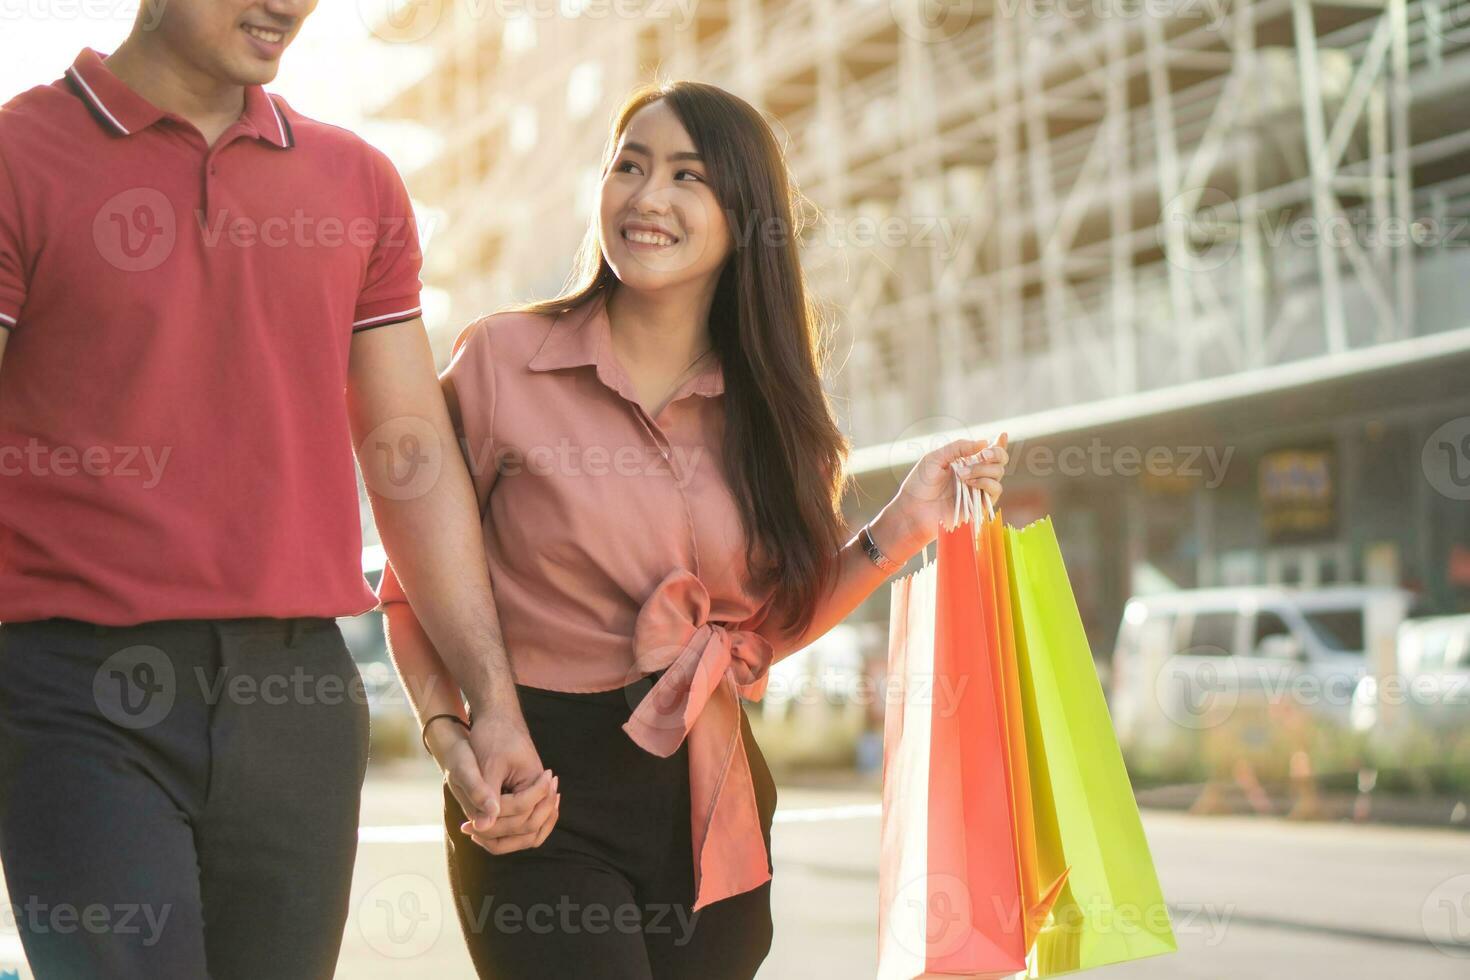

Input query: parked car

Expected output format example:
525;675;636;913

1109;586;1411;762
1351;614;1470;736
748;622;882;772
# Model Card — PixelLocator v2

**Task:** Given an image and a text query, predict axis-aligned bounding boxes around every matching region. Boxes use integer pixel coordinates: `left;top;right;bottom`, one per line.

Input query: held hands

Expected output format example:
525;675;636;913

885;432;1010;556
426;711;562;855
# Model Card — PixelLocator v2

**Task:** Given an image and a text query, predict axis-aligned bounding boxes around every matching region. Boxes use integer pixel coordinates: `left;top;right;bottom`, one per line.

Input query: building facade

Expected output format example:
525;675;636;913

371;0;1470;658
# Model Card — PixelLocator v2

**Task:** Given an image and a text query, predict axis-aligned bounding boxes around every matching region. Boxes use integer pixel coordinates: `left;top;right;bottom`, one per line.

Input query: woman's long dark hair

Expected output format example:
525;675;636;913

516;80;849;637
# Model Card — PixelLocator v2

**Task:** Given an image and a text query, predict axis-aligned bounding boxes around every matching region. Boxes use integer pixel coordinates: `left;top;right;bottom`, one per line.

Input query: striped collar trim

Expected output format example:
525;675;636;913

244;84;295;149
65;47;294;149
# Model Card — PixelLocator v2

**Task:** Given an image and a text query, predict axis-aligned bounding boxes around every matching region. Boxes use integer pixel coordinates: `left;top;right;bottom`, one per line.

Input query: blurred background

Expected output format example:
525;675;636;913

3;0;1470;976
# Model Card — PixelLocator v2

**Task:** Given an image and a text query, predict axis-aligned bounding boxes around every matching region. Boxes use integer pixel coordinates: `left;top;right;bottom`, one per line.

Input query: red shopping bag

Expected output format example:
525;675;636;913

879;491;1068;979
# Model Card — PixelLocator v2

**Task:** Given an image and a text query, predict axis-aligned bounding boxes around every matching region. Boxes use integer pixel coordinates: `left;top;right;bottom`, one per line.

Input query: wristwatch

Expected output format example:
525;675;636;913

858;522;901;574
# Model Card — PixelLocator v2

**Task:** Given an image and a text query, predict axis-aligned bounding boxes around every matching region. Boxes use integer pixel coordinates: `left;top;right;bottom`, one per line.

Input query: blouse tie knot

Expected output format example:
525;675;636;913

622;567;776;910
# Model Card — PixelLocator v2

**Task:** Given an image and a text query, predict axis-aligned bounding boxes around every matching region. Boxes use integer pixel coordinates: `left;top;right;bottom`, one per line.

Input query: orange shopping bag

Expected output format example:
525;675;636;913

878;479;1068;979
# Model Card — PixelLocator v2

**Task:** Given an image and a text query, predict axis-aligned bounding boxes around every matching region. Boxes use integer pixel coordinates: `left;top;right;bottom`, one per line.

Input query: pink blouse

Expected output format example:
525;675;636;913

376;295;787;910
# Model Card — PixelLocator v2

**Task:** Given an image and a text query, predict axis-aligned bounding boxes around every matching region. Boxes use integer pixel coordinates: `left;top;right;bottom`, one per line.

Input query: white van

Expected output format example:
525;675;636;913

1351;614;1470;735
1108;586;1411;758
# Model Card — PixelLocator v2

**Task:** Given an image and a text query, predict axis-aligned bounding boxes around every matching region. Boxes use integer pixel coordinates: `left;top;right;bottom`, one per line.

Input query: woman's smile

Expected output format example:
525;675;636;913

621;220;682;251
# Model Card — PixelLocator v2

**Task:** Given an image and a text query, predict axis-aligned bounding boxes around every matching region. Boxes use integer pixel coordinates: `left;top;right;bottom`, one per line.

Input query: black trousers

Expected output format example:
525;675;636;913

0;616;370;980
445;675;778;979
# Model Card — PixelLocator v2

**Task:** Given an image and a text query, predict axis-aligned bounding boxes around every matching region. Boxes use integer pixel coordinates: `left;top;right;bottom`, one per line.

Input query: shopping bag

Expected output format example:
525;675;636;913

981;509;1069;954
1006;517;1178;976
878;487;1068;979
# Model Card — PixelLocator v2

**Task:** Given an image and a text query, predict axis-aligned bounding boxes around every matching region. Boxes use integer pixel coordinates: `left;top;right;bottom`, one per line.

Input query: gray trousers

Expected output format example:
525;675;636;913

0;616;370;980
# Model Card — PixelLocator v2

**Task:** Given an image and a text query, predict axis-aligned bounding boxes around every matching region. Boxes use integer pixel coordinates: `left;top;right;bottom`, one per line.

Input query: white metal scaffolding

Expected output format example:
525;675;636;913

375;0;1470;456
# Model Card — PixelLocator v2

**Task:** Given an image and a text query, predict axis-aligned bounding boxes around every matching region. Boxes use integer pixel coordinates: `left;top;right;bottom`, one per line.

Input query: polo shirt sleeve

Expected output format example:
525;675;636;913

0;148;25;331
352;145;423;334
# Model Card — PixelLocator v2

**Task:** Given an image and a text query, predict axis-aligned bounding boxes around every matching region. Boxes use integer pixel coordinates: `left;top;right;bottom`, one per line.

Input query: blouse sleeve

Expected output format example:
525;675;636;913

374;315;499;613
442;315;500;516
375;557;408;609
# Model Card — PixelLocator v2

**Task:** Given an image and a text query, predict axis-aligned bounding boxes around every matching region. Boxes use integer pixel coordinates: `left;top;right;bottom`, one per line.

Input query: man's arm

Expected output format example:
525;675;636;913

347;318;509;709
346;318;548;815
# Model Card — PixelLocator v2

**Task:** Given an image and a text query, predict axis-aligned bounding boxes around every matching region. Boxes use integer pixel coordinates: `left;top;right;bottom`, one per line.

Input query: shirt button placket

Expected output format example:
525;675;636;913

634;406;698;573
643;412;680;481
202;154;218;212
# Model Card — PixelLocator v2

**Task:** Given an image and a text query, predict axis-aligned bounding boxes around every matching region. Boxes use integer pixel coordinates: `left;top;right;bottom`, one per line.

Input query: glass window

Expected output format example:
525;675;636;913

1252;610;1292;651
1302;609;1365;653
1187;611;1237;656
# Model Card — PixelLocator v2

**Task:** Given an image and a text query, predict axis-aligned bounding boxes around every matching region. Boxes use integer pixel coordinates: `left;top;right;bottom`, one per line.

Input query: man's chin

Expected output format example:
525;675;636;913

222;51;285;87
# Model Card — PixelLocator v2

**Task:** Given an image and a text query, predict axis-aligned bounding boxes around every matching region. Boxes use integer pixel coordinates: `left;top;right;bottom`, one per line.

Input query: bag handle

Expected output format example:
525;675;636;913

947;456;996;529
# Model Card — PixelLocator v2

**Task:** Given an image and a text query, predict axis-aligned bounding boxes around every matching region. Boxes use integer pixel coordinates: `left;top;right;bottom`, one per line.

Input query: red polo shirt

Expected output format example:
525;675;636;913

0;49;424;625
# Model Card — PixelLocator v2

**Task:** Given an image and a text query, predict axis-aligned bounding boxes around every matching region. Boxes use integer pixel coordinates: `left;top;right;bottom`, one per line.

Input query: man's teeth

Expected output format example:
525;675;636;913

626;230;676;246
243;25;285;44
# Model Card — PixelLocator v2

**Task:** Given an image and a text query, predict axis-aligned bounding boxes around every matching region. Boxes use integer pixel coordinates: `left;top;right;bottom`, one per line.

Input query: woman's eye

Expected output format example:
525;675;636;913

676;169;704;182
615;160;642;175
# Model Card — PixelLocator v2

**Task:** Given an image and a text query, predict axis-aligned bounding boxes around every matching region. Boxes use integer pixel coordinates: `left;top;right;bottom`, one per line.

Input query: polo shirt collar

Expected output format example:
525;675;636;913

65;47;294;149
529;294;725;400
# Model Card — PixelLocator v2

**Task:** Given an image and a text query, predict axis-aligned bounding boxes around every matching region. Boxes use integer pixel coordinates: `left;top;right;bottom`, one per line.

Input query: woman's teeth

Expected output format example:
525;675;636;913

625;230;676;246
243;25;285;44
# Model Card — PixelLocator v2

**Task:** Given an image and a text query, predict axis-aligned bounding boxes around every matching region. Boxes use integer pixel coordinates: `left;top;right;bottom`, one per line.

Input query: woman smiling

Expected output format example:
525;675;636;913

377;80;1008;979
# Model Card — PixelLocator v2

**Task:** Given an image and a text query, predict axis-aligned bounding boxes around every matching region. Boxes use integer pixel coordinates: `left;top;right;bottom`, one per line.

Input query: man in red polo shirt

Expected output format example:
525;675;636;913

0;3;555;978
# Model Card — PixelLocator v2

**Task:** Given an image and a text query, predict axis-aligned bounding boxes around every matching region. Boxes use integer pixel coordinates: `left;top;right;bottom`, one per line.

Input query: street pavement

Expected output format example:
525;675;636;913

344;765;1470;978
4;763;1468;978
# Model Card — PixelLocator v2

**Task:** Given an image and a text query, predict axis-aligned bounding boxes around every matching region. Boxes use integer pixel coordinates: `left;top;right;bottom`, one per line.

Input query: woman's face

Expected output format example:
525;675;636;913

598;100;733;296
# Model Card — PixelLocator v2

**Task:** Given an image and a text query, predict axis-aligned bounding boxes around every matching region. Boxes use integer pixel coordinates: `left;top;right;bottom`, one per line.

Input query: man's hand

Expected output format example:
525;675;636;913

466;709;553;826
460;773;561;855
426;714;560;853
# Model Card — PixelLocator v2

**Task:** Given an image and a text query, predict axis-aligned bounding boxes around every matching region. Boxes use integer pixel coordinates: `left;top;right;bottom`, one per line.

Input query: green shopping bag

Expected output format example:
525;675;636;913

1006;517;1177;976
